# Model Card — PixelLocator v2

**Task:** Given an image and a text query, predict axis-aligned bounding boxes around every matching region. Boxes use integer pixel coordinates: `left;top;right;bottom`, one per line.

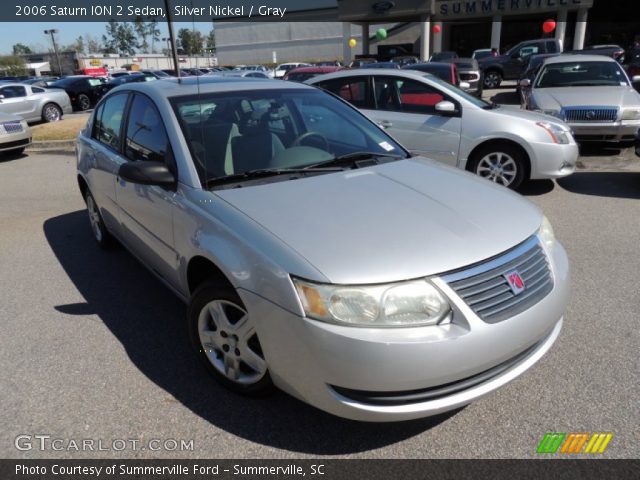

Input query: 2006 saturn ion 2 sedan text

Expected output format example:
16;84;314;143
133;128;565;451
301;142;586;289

77;77;569;422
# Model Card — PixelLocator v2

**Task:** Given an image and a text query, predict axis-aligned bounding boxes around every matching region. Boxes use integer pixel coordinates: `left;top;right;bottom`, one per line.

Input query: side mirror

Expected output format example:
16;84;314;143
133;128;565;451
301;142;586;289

435;100;457;115
632;75;640;84
118;161;175;187
459;81;471;90
510;51;520;59
519;78;531;88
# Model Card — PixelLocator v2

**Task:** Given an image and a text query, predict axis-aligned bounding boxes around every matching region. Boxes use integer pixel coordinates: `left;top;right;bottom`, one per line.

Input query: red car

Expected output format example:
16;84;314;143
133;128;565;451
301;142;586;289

283;66;344;83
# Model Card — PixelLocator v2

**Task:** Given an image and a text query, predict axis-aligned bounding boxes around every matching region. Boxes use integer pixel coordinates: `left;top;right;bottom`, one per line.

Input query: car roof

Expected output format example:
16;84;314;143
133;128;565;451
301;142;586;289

287;66;341;74
111;75;312;97
543;54;616;64
307;68;433;84
0;82;32;88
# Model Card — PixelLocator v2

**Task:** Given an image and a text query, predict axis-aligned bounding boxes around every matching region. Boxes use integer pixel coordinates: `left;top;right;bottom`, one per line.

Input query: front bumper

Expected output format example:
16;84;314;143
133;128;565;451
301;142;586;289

241;241;569;422
0;128;31;152
569;120;640;143
528;139;578;180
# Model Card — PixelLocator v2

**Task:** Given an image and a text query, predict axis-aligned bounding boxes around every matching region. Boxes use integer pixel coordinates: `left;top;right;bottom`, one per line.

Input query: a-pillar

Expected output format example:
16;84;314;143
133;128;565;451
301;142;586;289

419;15;431;61
555;9;568;50
573;8;588;50
342;22;352;65
491;14;502;51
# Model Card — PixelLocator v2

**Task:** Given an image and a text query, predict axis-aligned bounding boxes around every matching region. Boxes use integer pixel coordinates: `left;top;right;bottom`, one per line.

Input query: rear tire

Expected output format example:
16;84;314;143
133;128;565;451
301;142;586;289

188;282;274;396
84;190;112;249
469;143;527;190
77;94;91;111
42;103;62;122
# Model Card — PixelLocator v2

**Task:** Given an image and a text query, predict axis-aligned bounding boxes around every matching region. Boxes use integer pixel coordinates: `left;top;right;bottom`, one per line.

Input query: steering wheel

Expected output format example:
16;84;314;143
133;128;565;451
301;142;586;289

291;131;330;151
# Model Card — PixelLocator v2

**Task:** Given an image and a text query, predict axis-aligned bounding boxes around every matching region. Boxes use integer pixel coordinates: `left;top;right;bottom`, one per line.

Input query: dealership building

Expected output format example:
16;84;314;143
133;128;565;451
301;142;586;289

215;0;637;64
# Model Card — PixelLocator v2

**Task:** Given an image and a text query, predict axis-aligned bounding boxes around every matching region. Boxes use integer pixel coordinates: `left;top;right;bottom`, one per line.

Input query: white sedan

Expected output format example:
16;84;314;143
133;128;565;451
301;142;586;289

307;69;577;189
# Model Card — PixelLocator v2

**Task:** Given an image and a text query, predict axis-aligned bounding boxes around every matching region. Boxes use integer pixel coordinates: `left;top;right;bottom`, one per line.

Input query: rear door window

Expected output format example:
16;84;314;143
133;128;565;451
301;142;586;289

315;77;370;109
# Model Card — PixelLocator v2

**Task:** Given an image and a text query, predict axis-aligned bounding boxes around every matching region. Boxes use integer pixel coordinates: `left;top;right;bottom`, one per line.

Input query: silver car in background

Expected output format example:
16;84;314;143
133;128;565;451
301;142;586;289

0;82;72;123
76;77;569;422
0;112;31;155
307;69;577;189
522;54;640;144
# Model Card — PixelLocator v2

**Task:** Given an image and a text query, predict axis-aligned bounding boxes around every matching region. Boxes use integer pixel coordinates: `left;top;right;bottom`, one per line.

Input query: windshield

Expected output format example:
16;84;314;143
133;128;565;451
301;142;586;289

425;74;490;108
535;61;629;87
170;88;408;187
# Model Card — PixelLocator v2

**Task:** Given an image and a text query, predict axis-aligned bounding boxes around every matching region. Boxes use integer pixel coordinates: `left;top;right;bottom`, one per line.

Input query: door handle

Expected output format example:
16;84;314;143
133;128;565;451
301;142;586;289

377;120;393;129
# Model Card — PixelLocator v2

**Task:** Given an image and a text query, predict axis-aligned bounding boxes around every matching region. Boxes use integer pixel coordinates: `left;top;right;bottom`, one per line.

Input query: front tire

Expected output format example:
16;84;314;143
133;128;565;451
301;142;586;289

469;143;527;189
84;190;112;248
42;103;62;122
188;283;274;396
483;70;502;89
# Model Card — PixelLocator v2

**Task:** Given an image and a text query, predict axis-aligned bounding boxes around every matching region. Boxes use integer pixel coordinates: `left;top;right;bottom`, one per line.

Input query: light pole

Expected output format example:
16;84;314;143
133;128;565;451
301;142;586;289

44;29;63;76
163;0;181;79
162;37;174;71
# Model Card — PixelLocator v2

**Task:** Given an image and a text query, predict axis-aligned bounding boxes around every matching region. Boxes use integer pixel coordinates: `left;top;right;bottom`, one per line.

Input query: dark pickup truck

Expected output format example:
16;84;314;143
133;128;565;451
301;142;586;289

478;38;562;88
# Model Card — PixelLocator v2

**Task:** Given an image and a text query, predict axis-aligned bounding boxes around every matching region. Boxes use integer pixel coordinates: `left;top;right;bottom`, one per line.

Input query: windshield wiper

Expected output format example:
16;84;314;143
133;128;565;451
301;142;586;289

304;151;404;169
206;167;343;186
483;101;500;110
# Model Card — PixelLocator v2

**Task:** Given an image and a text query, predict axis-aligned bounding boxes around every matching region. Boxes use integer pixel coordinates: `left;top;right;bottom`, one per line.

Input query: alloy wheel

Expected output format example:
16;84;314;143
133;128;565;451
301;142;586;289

86;195;103;242
484;72;501;89
197;299;267;386
476;151;518;186
43;104;61;122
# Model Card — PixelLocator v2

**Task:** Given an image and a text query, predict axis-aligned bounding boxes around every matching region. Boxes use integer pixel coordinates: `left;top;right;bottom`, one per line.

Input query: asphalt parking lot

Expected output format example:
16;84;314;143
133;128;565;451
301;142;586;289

1;148;639;459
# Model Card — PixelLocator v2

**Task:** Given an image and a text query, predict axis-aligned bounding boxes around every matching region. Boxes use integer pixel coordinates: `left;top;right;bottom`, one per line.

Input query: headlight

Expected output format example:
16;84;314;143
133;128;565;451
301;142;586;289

292;278;451;327
536;121;572;144
538;215;556;250
622;108;640;120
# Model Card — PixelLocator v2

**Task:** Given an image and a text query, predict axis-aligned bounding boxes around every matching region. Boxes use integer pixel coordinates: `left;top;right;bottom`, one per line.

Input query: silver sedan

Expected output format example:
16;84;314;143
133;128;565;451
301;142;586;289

76;77;569;421
521;54;640;145
307;69;577;189
0;82;72;123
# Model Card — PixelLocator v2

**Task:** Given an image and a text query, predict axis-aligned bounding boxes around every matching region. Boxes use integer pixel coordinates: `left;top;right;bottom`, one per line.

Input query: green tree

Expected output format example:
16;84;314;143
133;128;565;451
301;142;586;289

84;34;103;54
0;55;28;76
134;16;149;53
103;20;138;55
64;36;86;54
147;20;161;53
12;43;32;55
177;28;204;55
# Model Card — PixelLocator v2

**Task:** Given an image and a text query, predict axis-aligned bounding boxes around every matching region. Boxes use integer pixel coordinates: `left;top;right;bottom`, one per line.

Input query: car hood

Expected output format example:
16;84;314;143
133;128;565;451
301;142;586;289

488;105;565;124
214;158;542;285
532;86;640;110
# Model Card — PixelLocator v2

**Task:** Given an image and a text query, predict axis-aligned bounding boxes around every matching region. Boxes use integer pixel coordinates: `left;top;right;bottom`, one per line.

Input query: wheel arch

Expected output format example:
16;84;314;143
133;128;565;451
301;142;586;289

77;174;89;198
466;137;532;181
186;255;236;296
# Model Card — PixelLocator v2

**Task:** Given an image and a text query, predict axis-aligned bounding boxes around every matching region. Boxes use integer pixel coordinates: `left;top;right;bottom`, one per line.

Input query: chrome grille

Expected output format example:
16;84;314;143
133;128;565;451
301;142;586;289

442;237;553;324
1;121;24;134
563;107;618;123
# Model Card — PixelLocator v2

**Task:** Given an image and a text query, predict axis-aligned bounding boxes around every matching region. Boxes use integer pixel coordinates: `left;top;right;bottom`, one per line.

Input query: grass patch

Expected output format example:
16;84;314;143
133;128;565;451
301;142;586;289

31;114;89;141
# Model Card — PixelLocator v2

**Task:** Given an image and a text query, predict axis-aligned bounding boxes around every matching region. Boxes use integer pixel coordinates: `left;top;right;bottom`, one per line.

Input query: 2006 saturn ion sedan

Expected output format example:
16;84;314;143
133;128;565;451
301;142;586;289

76;77;569;422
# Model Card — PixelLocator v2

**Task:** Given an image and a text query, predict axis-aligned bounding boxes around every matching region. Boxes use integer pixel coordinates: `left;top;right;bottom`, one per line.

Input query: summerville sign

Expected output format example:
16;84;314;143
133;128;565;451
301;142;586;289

437;0;593;17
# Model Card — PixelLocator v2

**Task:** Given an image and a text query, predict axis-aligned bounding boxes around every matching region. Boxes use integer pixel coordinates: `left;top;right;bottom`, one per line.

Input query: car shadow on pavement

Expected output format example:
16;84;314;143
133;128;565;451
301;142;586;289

43;210;460;455
489;91;520;106
0;151;28;163
518;179;555;196
557;172;640;199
